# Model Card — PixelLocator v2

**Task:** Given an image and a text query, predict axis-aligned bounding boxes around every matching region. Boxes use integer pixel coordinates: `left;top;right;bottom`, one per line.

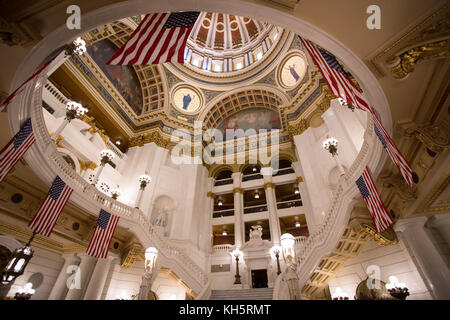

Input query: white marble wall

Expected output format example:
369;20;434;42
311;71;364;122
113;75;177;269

329;240;432;300
7;247;64;300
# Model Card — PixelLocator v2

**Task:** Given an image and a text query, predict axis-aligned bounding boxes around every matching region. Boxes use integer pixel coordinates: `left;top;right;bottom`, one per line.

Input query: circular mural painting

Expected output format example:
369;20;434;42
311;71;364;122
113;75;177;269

279;54;307;89
172;85;203;114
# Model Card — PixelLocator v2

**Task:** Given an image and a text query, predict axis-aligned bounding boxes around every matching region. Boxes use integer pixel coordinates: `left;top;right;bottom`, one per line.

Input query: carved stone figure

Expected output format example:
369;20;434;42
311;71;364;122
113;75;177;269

153;211;166;227
249;225;263;240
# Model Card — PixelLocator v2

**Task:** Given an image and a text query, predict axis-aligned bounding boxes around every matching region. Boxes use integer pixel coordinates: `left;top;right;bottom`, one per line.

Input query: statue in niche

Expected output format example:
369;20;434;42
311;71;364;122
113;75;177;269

249;225;263;241
153;211;167;227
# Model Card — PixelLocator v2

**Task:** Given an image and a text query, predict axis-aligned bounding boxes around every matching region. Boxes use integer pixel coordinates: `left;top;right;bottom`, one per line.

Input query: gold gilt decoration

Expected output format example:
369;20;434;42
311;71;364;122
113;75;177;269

232;187;244;194
263;182;275;190
49;132;64;148
129;130;175;149
359;224;398;246
288;119;308;137
207;192;216;199
78;114;109;144
387;39;450;79
405;124;449;154
78;160;98;171
296;176;304;184
287;85;337;138
120;243;143;269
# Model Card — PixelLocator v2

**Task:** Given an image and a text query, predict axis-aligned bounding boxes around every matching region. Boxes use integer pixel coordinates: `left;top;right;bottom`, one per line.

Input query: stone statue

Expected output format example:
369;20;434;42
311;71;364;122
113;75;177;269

249;225;263;240
153;211;166;227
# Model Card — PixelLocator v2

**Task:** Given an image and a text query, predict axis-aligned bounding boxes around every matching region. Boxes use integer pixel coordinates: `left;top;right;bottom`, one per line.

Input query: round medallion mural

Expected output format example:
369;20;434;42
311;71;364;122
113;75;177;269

279;54;307;89
172;85;203;114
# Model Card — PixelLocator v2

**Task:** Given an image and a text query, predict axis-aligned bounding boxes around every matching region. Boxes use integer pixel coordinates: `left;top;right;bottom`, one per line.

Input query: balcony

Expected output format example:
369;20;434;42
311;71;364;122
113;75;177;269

242;172;263;182
276;199;303;210
214;178;233;186
272;166;296;177
244;204;268;214
212;209;234;218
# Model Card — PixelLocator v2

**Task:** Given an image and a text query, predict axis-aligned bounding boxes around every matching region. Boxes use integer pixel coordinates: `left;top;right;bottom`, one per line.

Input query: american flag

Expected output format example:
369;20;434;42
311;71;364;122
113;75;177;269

28;176;73;237
356;167;393;233
86;209;120;259
0;119;36;182
299;36;413;187
107;11;200;65
0;56;56;111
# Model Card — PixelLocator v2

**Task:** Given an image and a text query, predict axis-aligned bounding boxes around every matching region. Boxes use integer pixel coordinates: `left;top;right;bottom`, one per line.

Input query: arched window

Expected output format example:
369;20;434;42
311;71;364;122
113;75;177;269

214;169;233;186
242;165;262;182
272;159;295;176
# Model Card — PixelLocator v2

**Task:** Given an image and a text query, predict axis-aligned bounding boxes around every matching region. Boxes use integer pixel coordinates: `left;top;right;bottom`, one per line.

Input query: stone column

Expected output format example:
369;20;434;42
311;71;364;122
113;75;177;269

263;174;281;245
83;256;115;300
291;161;317;233
394;216;450;299
207;190;216;251
48;254;80;300
232;172;244;248
65;254;96;300
428;213;450;248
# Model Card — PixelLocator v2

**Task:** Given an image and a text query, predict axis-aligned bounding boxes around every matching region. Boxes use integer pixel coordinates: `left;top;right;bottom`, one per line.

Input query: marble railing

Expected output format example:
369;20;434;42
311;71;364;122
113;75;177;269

293;116;378;289
213;244;234;253
27;75;209;295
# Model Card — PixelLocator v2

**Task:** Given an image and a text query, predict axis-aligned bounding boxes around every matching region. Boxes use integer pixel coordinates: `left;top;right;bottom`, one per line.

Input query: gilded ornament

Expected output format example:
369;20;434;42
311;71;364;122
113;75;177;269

387;39;450;79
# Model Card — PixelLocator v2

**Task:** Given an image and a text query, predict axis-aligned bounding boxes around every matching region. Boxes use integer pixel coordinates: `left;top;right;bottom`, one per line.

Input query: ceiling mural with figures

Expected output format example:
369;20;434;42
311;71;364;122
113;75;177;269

54;12;346;149
86;39;144;115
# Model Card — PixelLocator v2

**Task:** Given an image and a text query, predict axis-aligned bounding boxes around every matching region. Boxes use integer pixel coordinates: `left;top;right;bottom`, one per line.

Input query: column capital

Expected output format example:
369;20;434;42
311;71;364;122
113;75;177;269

207;191;216;199
233;187;244;194
296;176;304;184
394;216;427;232
264;182;275;190
61;253;81;263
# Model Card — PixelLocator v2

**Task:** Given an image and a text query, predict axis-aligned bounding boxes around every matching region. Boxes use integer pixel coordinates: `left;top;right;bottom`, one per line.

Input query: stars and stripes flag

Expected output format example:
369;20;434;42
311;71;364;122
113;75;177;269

0;56;56;111
107;11;200;66
0;118;36;182
299;36;413;188
356;167;393;232
86;209;120;259
28;176;73;237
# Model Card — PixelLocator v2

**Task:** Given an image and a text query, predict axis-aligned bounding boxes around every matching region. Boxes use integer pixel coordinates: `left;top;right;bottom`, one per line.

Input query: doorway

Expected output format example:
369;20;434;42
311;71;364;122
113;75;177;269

251;269;268;288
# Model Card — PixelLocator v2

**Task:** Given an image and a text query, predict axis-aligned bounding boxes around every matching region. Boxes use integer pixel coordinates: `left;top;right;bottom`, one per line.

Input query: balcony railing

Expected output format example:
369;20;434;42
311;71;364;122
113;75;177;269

212;209;234;218
276;199;303;210
212;244;234;253
243;203;268;214
242;172;263;182
214;178;233;186
272;166;296;176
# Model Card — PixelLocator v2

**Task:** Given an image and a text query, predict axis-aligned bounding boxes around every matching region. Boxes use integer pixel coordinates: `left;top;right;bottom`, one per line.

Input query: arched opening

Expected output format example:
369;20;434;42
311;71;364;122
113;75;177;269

242;164;262;182
214;169;233;186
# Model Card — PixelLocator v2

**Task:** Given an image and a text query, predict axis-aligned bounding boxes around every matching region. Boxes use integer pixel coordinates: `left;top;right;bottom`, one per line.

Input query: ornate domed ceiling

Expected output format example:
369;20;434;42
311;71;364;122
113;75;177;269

184;12;281;73
48;12;346;152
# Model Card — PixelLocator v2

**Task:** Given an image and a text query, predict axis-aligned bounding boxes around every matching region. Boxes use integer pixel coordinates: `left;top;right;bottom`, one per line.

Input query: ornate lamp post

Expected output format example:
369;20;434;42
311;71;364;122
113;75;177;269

322;136;345;175
1;232;36;286
386;276;409;300
110;186;121;200
332;287;350;300
51;101;88;141
14;282;35;300
138;247;158;300
91;149;115;185
280;233;301;300
271;246;282;275
232;249;242;285
135;174;151;209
